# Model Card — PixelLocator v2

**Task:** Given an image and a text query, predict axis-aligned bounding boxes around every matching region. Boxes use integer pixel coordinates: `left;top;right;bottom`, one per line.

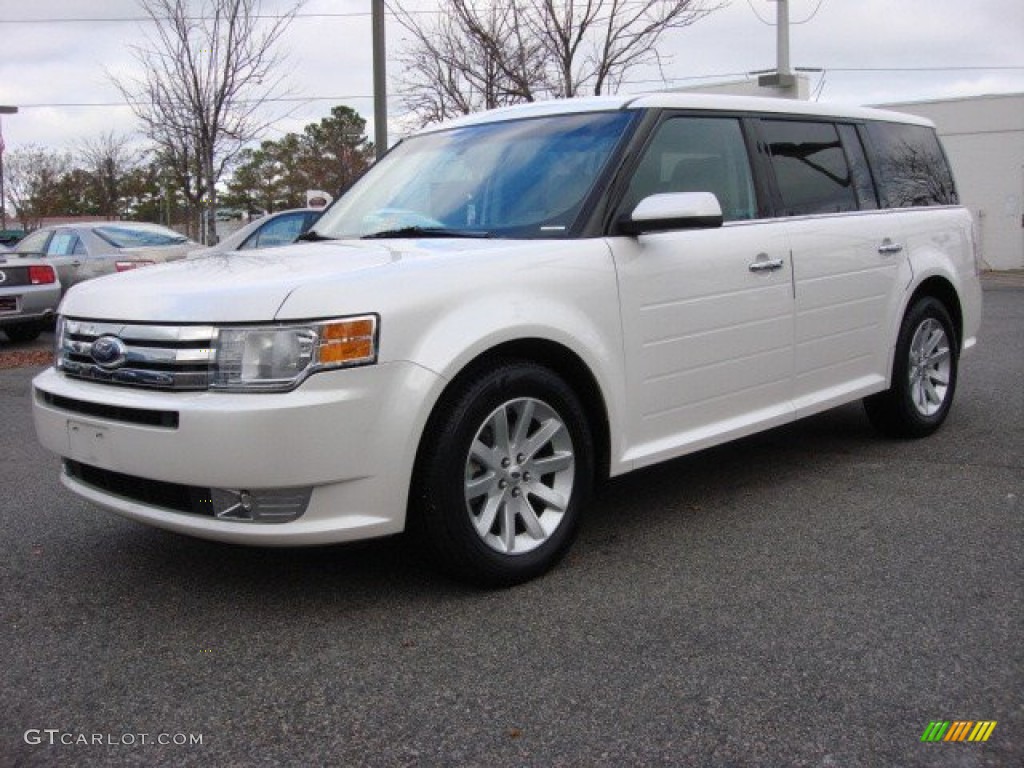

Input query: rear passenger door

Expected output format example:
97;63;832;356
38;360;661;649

44;228;102;289
758;119;911;416
611;114;795;468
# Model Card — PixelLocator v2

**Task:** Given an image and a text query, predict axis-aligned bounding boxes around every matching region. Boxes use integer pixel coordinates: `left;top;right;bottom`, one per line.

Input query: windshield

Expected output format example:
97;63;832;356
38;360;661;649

313;110;637;240
94;224;189;248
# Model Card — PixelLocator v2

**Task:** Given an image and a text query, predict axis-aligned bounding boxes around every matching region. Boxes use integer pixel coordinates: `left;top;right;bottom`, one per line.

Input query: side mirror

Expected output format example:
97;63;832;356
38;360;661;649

618;192;724;236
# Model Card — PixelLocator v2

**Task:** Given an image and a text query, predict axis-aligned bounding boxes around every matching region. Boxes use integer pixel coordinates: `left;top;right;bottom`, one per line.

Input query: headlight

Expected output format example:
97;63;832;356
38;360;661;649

211;315;377;392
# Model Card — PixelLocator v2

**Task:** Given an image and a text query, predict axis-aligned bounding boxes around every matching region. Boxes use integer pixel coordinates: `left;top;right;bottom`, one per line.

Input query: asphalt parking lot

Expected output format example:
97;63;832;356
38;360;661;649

2;284;1021;767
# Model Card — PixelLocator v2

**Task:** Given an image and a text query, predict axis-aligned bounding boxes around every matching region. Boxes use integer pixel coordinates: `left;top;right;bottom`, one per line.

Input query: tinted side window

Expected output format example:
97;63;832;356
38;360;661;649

762;120;857;215
864;122;957;208
621;116;757;222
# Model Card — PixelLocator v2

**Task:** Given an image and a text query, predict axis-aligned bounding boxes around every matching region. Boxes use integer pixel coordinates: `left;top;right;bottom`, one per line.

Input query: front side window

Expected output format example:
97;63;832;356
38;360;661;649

763;120;858;216
313;111;638;239
620;116;757;222
864;122;957;208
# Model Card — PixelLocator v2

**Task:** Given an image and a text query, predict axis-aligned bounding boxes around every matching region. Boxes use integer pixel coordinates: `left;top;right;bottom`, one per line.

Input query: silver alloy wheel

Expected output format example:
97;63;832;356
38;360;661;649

464;397;575;555
907;317;951;417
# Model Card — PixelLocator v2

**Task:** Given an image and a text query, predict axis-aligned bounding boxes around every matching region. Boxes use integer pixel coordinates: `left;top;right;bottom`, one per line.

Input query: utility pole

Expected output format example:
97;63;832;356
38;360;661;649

0;105;17;233
757;1;796;90
776;0;791;78
372;0;387;161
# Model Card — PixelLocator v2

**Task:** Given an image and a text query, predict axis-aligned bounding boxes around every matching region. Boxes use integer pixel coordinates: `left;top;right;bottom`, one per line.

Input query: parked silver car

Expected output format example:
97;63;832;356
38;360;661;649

13;222;198;294
0;251;61;343
188;208;324;258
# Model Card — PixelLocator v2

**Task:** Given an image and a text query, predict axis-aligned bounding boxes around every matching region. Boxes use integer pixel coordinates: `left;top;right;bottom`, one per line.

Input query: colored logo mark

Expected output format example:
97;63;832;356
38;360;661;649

921;721;997;742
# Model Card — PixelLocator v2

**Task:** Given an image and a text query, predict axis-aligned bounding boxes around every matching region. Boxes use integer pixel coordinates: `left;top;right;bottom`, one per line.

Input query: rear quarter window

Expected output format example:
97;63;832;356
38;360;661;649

864;122;957;208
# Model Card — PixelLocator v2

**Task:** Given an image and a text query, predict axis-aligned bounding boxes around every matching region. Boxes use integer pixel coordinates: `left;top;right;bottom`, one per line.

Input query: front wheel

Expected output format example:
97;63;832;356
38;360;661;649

411;362;594;587
864;297;958;438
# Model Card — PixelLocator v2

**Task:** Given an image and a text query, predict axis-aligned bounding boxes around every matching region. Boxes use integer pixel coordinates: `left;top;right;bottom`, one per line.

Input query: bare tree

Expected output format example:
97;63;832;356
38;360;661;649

113;0;302;244
392;0;723;126
4;146;73;230
77;132;145;220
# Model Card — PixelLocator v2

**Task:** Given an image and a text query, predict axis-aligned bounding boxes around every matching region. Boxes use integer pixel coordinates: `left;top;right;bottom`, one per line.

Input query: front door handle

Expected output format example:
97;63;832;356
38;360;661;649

878;239;903;255
749;255;785;273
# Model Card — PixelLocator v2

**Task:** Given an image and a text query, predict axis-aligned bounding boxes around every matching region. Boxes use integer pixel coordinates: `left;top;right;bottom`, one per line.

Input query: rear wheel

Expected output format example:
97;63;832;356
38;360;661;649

864;297;958;438
411;361;594;587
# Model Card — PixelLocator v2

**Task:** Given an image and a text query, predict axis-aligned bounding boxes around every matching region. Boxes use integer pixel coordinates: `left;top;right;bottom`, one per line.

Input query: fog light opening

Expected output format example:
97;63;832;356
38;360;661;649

210;487;312;523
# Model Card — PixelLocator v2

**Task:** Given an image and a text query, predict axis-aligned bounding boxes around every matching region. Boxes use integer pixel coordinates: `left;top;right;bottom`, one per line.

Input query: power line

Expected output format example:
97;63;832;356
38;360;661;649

12;65;1022;109
0;2;670;24
16;96;376;108
793;0;828;25
0;10;438;23
824;65;1024;72
0;11;436;23
745;0;829;26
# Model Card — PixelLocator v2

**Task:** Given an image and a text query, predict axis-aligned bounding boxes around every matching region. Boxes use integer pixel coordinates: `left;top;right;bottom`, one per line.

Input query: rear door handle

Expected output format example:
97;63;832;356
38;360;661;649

749;256;785;273
878;240;903;255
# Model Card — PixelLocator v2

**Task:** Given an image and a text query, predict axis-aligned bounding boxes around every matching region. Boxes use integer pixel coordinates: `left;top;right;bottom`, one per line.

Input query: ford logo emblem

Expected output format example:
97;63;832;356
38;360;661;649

90;336;128;369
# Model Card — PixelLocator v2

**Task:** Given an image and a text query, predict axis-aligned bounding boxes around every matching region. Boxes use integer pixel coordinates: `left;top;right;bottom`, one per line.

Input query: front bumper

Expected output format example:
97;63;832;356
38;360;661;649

32;362;442;545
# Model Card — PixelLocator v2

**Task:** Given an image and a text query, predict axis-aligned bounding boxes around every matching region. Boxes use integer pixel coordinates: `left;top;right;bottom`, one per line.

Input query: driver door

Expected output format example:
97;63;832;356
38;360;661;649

610;115;795;468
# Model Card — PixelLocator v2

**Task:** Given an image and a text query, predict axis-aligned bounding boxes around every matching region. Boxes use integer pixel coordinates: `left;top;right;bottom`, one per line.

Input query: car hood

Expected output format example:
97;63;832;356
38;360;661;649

58;239;530;323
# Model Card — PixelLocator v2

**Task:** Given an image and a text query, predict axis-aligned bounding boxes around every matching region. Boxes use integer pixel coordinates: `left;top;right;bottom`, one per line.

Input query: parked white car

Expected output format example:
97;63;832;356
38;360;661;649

188;208;325;259
33;94;981;585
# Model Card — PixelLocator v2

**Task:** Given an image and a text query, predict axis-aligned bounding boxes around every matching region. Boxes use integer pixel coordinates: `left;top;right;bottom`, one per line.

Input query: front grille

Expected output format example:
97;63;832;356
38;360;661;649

39;391;179;428
65;460;213;516
58;319;216;391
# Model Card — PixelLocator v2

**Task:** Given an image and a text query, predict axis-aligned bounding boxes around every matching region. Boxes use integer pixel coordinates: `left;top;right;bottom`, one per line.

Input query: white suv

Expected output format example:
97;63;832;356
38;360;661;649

33;94;982;586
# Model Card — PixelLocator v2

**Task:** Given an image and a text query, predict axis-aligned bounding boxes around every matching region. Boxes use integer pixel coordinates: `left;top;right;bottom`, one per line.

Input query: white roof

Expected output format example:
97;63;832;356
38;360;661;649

422;92;935;133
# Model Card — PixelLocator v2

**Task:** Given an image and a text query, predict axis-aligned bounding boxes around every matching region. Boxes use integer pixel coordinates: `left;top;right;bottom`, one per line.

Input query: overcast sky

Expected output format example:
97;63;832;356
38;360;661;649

1;0;1022;155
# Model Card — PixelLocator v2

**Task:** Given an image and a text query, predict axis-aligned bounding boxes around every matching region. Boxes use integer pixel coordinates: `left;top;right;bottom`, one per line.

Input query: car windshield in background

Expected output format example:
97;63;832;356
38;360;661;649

94;224;189;248
313;111;638;240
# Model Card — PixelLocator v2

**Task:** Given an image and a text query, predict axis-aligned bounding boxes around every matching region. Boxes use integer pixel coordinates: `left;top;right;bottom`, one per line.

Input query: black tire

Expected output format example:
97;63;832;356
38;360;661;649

410;361;594;587
864;297;958;438
3;322;43;344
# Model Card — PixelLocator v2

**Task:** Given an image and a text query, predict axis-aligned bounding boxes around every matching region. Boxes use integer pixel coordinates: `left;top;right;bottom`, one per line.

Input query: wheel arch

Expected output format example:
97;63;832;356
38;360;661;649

413;337;613;486
906;275;963;351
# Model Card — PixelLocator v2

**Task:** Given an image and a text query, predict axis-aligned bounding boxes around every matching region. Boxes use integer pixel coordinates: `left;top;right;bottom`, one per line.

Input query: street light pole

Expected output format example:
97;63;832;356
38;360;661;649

371;0;387;161
0;106;18;233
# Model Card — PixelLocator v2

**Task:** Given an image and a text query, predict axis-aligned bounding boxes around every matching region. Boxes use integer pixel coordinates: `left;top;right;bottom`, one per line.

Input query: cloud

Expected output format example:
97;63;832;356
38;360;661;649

0;0;1021;154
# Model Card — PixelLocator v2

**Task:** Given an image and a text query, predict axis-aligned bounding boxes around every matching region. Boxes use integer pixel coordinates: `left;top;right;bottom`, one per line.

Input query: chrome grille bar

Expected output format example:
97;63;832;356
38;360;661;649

58;318;218;391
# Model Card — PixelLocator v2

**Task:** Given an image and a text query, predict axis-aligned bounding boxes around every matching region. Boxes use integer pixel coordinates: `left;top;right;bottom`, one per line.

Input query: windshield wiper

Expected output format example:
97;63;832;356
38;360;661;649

296;230;336;242
361;226;491;240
